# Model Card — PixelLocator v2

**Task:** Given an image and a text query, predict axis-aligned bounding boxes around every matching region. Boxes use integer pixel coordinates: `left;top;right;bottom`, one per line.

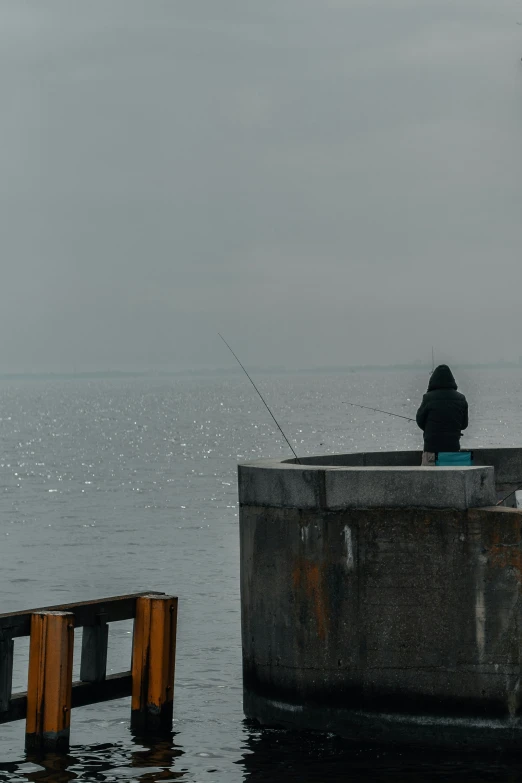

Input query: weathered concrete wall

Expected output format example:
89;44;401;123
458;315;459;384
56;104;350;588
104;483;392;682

241;505;522;747
239;449;522;748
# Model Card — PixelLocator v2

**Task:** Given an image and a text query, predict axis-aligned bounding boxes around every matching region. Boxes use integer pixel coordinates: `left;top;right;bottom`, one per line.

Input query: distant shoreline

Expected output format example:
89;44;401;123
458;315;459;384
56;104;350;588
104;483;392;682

0;363;521;381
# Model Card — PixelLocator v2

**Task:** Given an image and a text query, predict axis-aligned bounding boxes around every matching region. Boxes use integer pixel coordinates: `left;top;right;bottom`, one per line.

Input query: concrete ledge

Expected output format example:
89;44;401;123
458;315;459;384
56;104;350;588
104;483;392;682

325;466;495;510
237;463;324;510
238;458;496;510
293;447;522;479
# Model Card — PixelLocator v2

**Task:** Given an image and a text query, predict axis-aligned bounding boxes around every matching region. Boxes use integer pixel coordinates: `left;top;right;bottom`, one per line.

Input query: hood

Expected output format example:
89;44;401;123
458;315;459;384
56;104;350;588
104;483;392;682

428;364;457;391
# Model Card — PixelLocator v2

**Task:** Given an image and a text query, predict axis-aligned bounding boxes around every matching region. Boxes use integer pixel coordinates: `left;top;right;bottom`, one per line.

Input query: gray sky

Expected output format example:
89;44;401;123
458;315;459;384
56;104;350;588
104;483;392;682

0;1;520;371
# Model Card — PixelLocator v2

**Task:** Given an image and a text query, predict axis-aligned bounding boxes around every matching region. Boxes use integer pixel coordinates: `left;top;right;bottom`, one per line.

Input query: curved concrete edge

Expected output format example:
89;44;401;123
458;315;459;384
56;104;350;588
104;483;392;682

292;447;522;483
238;459;497;510
244;691;522;751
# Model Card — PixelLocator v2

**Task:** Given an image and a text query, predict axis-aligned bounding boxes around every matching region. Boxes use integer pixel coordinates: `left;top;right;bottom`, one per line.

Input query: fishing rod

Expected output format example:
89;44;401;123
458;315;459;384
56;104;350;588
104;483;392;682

346;353;436;423
343;401;415;423
218;333;301;464
496;486;522;507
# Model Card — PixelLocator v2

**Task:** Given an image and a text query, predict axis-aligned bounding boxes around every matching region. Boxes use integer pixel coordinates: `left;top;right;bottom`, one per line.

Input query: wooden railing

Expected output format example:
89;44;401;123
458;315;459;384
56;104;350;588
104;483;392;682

0;591;178;752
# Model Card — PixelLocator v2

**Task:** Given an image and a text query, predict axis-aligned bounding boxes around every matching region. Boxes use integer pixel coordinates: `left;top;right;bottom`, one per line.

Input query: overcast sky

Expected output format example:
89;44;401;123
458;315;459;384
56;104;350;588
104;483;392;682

0;1;520;371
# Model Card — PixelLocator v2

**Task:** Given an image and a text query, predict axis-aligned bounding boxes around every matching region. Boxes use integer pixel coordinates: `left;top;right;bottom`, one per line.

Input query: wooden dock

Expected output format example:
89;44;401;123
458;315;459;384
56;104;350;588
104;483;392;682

0;591;178;752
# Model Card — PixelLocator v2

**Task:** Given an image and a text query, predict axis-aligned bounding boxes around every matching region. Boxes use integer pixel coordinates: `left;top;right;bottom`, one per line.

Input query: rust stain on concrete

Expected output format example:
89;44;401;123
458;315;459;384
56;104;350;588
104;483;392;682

293;560;328;641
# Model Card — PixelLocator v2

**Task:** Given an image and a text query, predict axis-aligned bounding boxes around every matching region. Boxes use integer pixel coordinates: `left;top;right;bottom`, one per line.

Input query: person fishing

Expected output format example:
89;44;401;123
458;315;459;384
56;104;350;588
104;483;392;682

416;364;468;466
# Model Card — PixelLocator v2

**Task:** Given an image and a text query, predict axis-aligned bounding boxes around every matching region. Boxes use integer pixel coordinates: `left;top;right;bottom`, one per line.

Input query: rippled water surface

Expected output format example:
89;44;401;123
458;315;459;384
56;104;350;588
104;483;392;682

1;370;522;781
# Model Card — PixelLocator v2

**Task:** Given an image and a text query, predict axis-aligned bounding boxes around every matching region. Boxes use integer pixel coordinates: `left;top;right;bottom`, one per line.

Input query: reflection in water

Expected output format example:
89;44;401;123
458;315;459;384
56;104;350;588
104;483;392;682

7;752;78;783
129;731;185;781
1;725;522;783
0;733;185;783
238;725;522;783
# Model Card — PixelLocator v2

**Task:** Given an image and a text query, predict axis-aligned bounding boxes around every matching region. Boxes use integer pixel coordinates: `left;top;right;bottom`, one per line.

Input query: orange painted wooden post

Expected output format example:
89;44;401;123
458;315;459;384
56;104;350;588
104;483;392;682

131;594;177;734
25;611;74;752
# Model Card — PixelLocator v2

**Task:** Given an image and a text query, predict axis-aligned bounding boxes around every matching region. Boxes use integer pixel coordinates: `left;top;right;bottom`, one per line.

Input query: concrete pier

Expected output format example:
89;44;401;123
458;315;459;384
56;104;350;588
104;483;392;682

238;448;522;749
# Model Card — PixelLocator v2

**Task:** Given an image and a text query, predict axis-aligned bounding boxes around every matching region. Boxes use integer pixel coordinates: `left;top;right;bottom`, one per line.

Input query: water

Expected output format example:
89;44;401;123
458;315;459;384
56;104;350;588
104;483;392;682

1;369;522;781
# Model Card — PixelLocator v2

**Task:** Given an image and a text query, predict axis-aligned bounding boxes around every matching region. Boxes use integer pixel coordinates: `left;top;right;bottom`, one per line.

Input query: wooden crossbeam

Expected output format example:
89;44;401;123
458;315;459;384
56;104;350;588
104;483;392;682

0;672;133;725
0;592;165;638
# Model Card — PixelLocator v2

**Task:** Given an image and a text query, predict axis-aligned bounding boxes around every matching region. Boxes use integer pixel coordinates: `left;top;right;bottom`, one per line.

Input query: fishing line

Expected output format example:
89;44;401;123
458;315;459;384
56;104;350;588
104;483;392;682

343;402;415;423
218;334;301;464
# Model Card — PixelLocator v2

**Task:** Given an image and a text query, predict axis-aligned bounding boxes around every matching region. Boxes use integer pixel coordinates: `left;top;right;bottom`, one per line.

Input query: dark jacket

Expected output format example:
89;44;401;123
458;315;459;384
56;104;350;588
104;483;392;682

416;365;468;453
